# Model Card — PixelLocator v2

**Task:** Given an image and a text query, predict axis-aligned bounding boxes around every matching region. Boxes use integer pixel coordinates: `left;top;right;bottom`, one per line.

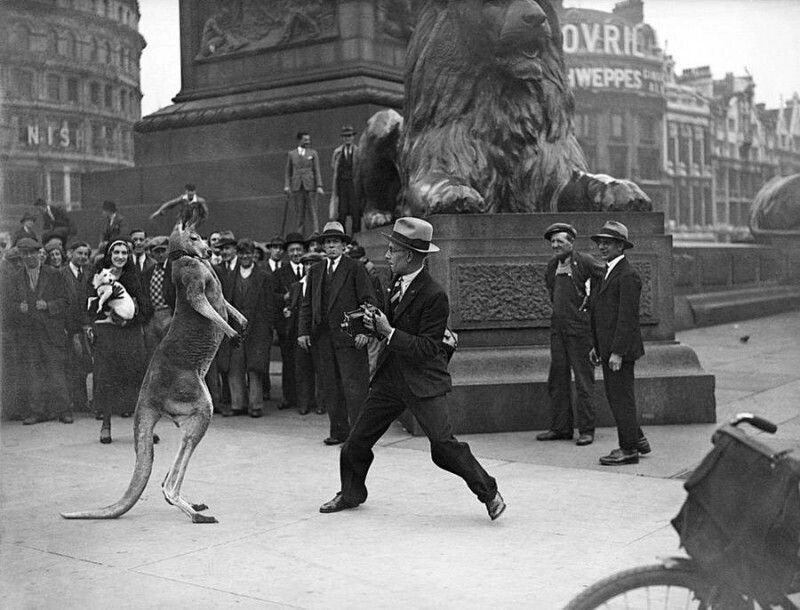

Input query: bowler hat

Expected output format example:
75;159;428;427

266;235;286;248
300;251;324;265
340;124;356;137
591;220;634;250
284;232;307;248
16;237;42;251
147;236;169;251
319;221;351;243
216;230;237;247
544;222;577;241
382;217;439;254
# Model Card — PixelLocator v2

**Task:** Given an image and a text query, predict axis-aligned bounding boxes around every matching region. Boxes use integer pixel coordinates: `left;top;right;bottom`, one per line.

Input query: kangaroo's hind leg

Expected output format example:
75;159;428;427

161;401;216;524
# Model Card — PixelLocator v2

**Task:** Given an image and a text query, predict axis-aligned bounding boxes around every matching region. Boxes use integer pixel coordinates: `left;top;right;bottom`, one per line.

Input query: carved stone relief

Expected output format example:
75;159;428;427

196;0;337;60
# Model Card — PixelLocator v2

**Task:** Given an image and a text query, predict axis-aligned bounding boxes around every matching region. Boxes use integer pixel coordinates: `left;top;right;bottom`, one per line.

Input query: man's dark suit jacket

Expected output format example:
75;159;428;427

100;213;125;247
41;206;76;242
273;262;302;336
377;268;451;399
589;256;644;362
9;265;68;346
298;255;376;348
284;148;323;192
61;265;91;335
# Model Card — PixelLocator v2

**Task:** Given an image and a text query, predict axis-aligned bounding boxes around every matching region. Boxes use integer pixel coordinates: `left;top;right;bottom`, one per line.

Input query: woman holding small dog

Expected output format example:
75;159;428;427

88;239;151;444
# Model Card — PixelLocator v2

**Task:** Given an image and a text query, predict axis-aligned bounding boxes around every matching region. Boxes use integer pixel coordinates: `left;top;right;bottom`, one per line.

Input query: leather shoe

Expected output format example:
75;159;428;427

576;433;594;446
100;428;112;444
599;448;639;465
315;407;326;415
249;409;263;418
319;493;358;513
121;411;133;418
323;437;344;446
536;430;573;441
59;413;74;424
23;414;45;425
299;408;310;415
278;402;292;410
637;437;652;455
485;491;506;521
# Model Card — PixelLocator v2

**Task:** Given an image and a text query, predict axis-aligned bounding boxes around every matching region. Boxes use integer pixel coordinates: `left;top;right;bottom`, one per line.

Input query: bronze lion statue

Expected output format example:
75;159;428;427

750;173;800;237
358;0;651;227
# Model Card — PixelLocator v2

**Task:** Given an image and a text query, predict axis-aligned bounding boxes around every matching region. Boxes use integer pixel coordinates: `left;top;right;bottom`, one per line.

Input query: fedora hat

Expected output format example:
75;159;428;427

216;230;237;247
266;234;286;248
283;232;307;248
340;124;356;137
591;220;634;250
543;222;577;241
319;221;351;243
382;217;439;254
16;237;42;251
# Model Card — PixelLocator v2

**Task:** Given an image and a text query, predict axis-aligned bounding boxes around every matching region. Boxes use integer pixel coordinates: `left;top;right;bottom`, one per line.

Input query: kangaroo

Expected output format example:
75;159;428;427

61;223;247;523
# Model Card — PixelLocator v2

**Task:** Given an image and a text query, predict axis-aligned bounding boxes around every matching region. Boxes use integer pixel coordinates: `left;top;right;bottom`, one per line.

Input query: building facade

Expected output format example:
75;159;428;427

559;0;668;212
0;0;145;221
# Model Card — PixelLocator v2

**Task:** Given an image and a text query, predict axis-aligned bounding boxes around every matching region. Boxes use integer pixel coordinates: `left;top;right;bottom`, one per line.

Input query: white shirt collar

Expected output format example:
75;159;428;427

399;266;424;295
328;255;342;273
604;254;625;279
239;264;253;278
69;262;81;277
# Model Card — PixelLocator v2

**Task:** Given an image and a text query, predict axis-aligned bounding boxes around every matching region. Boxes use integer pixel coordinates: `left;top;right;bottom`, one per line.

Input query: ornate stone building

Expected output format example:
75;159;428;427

0;0;145;225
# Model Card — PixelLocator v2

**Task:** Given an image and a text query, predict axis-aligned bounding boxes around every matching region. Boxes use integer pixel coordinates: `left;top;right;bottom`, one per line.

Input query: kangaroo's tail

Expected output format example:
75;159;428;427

60;408;159;520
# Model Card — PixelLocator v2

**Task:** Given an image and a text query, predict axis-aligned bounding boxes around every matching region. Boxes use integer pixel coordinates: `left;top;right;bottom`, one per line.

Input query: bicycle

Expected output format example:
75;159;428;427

564;413;800;609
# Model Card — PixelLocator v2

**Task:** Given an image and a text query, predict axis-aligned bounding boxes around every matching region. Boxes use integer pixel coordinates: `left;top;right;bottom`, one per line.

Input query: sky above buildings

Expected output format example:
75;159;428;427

138;0;800;117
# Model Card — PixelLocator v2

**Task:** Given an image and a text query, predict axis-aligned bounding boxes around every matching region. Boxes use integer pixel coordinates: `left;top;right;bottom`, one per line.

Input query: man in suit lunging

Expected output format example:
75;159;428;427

284;131;324;235
588;221;652;466
318;218;506;521
298;221;376;445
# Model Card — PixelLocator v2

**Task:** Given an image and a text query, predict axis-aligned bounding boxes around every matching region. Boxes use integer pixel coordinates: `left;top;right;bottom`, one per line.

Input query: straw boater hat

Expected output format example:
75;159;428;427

590;220;634;250
319;221;351;243
382;217;440;254
543;222;577;241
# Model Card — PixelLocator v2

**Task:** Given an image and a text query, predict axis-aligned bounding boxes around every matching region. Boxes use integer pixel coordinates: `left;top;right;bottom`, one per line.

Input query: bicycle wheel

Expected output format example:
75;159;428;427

564;563;754;610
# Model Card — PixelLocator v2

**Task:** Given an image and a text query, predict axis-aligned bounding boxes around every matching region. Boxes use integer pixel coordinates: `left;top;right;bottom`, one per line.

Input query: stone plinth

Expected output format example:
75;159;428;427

358;213;716;435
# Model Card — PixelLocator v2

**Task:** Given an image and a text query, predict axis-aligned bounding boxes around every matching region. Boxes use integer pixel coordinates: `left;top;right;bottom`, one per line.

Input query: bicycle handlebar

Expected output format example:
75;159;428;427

729;412;778;434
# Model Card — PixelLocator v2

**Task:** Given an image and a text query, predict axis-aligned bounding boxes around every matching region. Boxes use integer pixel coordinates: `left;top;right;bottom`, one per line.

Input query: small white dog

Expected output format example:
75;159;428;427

90;268;135;324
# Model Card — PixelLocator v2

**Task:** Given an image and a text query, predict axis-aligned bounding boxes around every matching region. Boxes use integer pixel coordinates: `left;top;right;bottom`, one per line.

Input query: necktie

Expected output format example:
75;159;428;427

327;262;334;278
296;265;302;280
77;269;84;283
389;277;402;313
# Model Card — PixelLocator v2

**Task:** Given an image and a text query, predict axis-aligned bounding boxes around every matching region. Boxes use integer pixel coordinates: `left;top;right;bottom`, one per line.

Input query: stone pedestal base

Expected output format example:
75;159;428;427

398;342;715;436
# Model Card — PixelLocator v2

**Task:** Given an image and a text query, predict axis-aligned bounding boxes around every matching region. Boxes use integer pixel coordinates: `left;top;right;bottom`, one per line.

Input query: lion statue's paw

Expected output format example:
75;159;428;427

600;179;652;212
405;174;488;217
363;209;395;229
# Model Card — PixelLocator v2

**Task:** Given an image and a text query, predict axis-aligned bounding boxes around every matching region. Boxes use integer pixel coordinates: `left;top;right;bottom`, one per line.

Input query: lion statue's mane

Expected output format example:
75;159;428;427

358;0;650;227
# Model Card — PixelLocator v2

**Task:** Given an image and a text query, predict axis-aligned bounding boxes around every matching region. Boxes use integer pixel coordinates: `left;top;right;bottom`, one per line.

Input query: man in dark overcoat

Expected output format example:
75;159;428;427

61;241;93;418
588;220;651;465
218;238;274;417
318;218;505;520
9;237;70;424
298;221;376;445
34;197;76;244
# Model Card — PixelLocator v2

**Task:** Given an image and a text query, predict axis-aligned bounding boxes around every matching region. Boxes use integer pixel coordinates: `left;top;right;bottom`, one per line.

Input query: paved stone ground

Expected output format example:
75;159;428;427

2;311;799;608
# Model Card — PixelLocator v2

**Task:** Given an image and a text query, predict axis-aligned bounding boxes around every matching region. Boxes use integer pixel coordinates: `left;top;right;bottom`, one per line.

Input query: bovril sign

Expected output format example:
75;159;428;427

561;20;665;95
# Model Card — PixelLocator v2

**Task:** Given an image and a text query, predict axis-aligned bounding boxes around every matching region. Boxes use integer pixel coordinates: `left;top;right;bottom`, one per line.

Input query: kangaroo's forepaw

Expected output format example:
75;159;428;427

192;513;218;524
191;503;208;512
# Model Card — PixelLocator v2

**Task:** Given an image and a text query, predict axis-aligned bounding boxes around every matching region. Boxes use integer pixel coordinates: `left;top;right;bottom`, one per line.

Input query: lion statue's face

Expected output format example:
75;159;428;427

451;0;562;81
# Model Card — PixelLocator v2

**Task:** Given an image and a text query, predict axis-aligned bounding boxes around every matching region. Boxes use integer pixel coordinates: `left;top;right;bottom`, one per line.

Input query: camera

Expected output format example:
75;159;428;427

340;303;379;338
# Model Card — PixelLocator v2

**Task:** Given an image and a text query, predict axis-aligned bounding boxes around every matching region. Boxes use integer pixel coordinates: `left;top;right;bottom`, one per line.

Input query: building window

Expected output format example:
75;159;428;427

727;117;735;130
50;171;66;204
47;74;62;102
104;41;112;64
66;32;78;58
91;122;103;153
692;186;703;226
638;148;659;180
48;30;59;54
679;186;690;227
91;38;99;61
121;47;128;71
574;113;595;140
104;0;111;18
5;169;43;207
104;84;113;109
67;78;79;104
679;135;690;166
90;82;101;106
608;146;627;178
119;87;127;113
71;173;82;205
11;24;32;51
610;114;625;140
10;69;35;100
639;115;656;144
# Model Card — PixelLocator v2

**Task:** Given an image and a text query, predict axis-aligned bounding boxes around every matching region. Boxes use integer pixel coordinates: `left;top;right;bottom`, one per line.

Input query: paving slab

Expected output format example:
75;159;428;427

2;310;800;609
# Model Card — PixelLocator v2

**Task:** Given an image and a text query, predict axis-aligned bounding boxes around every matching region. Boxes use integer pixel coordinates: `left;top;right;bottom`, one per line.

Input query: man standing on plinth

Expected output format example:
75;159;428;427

329;124;361;234
318;217;505;521
284;132;324;235
537;222;604;447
